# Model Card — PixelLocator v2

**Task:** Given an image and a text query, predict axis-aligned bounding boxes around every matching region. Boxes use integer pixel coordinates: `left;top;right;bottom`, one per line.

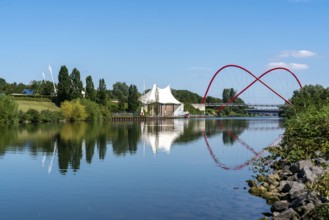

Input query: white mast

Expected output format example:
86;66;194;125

48;64;57;95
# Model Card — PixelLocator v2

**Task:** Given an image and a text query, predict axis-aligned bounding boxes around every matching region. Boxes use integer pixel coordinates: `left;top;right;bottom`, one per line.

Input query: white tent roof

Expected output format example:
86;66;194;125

139;84;181;104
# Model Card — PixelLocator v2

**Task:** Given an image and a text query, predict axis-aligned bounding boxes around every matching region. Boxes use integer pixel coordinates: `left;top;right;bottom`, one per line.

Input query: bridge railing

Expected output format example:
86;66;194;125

204;103;283;108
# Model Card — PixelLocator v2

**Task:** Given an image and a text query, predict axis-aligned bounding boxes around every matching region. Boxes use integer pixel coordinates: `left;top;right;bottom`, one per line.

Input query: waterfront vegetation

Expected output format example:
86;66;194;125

248;84;329;219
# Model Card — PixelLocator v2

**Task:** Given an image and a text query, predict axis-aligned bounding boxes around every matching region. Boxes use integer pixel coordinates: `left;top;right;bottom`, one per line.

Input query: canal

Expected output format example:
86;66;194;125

0;118;283;219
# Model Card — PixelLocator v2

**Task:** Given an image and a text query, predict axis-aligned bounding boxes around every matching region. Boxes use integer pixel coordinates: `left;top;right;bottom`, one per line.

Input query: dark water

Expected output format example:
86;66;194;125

0;118;283;220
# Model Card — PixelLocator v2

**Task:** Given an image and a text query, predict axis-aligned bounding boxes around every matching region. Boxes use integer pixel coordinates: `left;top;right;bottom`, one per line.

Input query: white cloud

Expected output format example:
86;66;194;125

267;62;309;71
278;50;316;58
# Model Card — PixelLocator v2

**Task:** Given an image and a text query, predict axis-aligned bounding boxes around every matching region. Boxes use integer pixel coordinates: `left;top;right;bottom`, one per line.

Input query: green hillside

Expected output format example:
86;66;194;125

16;100;60;112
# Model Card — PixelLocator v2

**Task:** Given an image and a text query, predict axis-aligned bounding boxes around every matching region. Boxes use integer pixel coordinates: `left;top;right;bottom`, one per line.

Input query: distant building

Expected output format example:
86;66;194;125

139;84;185;117
23;89;34;95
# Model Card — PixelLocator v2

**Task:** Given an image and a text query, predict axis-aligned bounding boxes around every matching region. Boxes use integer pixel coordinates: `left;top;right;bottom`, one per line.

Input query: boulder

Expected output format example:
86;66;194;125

290;192;321;209
290;160;313;174
257;174;266;182
271;200;290;212
246;180;257;188
289;189;307;200
278;181;292;193
249;186;267;196
298;202;315;217
299;166;317;183
311;166;325;176
289;182;305;195
273;208;299;220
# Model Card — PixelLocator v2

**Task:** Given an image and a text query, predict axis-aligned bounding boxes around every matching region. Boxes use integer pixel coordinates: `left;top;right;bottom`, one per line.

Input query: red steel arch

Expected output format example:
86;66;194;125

201;64;303;108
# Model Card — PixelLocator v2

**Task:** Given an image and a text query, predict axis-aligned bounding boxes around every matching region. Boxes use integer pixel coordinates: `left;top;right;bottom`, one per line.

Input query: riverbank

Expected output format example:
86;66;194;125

247;150;329;219
247;103;329;219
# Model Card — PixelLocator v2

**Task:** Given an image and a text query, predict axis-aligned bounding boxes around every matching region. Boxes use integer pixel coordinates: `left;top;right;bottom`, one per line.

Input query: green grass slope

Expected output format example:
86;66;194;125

16;100;60;112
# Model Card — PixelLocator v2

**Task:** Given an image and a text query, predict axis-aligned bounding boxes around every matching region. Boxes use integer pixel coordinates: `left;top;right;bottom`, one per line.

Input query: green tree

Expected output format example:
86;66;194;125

206;96;222;103
40;80;56;96
282;84;329;118
171;89;202;103
97;78;108;105
113;82;129;111
70;68;83;100
0;78;11;94
0;95;19;123
57;65;71;103
222;88;231;103
29;80;41;94
127;84;139;112
0;78;6;89
85;75;96;101
222;88;236;103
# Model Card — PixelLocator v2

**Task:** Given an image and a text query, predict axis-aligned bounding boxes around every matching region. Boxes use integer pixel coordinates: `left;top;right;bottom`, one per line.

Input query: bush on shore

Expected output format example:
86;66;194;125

0;95;19;124
60;99;88;122
279;104;329;163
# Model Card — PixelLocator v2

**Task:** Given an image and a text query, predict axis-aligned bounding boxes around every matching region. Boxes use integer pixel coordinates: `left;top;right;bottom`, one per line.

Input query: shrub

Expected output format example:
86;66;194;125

0;95;19;123
80;98;102;121
39;110;63;122
60;99;87;121
25;109;40;123
281;104;329;162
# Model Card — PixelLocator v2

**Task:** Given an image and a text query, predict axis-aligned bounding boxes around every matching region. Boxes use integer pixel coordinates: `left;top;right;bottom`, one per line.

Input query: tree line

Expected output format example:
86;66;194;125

0;64;249;123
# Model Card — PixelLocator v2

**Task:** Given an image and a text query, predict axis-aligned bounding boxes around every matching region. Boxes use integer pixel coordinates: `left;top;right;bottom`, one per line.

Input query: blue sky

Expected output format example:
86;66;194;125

1;0;328;101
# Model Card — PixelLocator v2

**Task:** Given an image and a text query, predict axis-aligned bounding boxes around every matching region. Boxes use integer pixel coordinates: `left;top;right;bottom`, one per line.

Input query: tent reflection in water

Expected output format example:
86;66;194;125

139;84;185;117
141;120;185;154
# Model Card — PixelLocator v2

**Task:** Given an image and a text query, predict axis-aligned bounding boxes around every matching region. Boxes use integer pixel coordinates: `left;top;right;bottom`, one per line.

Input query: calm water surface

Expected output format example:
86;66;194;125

0;118;283;220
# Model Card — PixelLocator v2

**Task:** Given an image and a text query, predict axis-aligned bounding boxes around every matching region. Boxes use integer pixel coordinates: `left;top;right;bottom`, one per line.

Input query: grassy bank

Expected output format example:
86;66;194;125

16;100;60;112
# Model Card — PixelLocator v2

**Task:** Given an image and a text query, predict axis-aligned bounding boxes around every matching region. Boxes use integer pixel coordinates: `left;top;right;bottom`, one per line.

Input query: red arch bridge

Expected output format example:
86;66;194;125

193;64;303;113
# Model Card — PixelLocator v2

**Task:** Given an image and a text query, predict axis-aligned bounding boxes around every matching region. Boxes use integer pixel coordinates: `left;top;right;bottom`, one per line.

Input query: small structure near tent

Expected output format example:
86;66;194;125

139;84;185;117
23;89;34;95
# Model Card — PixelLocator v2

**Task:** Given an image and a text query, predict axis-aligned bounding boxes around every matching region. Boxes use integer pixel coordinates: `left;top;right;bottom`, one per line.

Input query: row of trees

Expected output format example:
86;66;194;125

57;66;141;113
0;66;142;114
0;78;54;95
56;66;140;112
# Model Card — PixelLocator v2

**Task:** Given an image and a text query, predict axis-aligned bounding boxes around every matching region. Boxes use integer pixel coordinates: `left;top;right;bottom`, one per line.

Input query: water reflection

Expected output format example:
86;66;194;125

0;118;283;174
203;119;283;170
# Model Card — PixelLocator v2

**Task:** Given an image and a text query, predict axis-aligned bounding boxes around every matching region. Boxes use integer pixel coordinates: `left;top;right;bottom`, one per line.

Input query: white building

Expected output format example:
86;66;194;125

139;84;185;117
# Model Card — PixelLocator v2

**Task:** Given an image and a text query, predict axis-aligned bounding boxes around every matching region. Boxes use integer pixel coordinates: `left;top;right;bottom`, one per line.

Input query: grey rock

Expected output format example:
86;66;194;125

314;157;329;166
289;189;307;200
290;194;308;209
289;163;299;174
283;165;291;173
311;166;325;176
290;173;299;182
299;202;315;217
273;208;299;220
290;160;313;174
290;192;321;209
273;211;280;217
279;181;291;193
289;182;305;195
271;200;290;212
314;157;325;165
299;166;317;183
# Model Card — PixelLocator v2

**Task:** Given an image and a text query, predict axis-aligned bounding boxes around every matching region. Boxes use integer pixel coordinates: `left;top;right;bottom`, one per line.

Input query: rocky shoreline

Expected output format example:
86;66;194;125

247;148;329;219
